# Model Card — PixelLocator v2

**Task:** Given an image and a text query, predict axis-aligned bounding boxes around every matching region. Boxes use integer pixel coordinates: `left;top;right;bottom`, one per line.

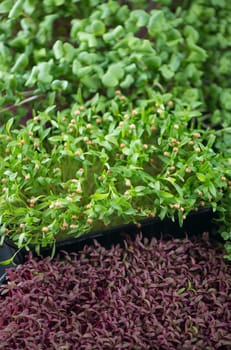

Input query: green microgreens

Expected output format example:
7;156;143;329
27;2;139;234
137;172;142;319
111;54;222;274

0;0;230;257
0;93;229;253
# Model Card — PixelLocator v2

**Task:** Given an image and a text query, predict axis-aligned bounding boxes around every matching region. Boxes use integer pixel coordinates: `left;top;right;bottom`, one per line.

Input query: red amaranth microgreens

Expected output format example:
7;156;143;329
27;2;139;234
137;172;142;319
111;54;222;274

0;234;230;350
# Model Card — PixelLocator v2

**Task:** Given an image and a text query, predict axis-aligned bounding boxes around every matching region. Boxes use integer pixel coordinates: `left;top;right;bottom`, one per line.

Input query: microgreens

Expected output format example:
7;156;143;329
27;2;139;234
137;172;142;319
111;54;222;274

0;0;230;257
0;235;230;348
175;0;231;157
0;0;210;123
0;94;229;253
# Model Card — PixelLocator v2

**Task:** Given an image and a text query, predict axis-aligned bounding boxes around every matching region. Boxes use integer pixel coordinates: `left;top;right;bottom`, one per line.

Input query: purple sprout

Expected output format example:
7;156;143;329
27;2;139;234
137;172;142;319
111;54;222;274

0;234;230;349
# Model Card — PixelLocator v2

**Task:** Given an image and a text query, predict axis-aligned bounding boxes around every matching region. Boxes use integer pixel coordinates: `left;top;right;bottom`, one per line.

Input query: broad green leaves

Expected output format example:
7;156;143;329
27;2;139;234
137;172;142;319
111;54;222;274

91;20;106;36
148;11;167;36
0;0;216;116
102;63;124;88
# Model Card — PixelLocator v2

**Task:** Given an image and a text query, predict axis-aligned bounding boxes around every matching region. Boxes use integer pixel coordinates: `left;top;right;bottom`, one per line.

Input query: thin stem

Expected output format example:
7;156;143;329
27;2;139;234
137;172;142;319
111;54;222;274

0;95;42;113
213;127;231;135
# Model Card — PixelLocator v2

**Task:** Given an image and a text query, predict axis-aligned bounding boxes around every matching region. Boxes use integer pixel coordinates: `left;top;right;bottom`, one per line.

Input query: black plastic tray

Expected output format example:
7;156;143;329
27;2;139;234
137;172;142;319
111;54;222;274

0;208;219;285
38;207;218;256
0;238;25;285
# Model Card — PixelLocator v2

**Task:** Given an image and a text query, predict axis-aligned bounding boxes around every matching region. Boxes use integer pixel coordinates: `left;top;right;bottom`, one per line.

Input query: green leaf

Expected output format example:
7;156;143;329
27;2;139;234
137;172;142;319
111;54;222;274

99;140;112;150
130;10;149;27
222;231;231;240
0;257;16;266
196;173;206;182
14;208;28;216
134;186;146;192
111;100;119;114
125;63;136;74
148;10;166;36
169;53;182;72
109;63;124;80
0;249;21;266
53;40;64;59
105;134;118;145
208;182;217;197
166;28;183;47
102;63;125;87
159;206;168;220
23;0;35;15
91;192;109;200
91;20;105;36
182;88;200;104
5;118;14;134
177;287;186;295
54;0;65;5
120;75;134;89
81;75;99;90
75;66;92;78
18;232;26;247
160;191;174;198
78;32;97;47
51;80;68;91
48;136;64;143
37;62;53;84
164;178;184;197
159;65;174;80
11;53;29;73
4;170;17;181
63;42;75;62
149;181;161;191
0;0;14;14
8;0;24;18
187;45;207;63
102;73;117;88
143;55;161;69
184;25;199;44
191;325;198;335
25;66;38;86
220;89;231;111
72;60;82;75
103;26;124;42
50;240;56;258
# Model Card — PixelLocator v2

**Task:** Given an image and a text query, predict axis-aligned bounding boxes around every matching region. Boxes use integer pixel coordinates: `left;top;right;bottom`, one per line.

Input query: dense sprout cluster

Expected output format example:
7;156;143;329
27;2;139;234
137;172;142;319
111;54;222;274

0;0;230;255
0;235;230;349
0;95;229;249
0;0;229;125
181;0;231;155
0;0;207;115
